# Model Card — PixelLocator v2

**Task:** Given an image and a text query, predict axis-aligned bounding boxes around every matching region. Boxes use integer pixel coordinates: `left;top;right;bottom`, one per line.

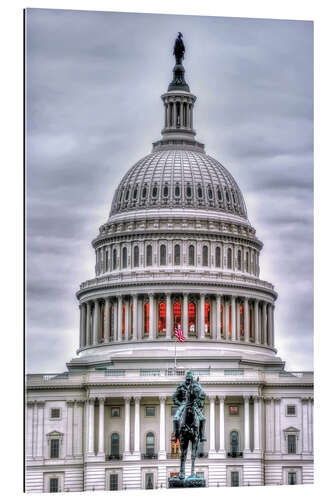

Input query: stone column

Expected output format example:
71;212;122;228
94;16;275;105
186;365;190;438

262;302;267;345
183;293;188;339
223;297;227;338
36;402;45;459
309;397;313;453
132;294;138;341
218;396;226;456
209;396;216;456
26;402;34;458
244;396;250;453
302;398;309;453
149;293;154;340
216;295;221;339
225;298;230;338
274;398;281;453
87;398;95;456
254;299;259;344
158;396;167;459
180;102;184;127
97;397;105;456
124;298;129;341
236;299;240;341
265;398;274;453
79;305;83;348
253;397;260;451
73;401;84;457
32;402;38;458
267;303;273;346
231;296;236;341
123;397;131;459
244;298;249;342
66;401;74;458
117;296;123;341
104;298;111;342
86;301;91;345
173;100;177;127
200;293;205;339
133;397;141;458
93;300;99;344
113;299;118;341
272;305;275;347
166;293;172;339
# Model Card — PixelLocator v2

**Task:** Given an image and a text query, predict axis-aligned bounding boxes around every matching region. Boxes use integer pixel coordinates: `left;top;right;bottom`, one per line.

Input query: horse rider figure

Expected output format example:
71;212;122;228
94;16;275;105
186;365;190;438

172;370;207;443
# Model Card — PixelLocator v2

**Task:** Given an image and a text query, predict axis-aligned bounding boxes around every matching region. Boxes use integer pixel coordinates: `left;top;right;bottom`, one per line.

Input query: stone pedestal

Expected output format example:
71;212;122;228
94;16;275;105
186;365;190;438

168;476;206;488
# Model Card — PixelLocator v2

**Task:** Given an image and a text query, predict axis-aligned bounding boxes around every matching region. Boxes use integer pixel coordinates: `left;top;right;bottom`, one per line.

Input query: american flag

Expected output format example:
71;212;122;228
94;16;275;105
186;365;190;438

174;324;185;342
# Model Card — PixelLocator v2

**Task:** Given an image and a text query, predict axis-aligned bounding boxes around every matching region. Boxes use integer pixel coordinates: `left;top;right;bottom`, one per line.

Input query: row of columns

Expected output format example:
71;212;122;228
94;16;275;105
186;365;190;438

164;100;193;130
79;294;275;349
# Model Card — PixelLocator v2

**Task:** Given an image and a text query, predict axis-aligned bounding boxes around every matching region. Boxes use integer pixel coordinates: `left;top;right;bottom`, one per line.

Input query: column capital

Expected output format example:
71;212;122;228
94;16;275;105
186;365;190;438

124;396;131;403
36;401;45;408
104;296;111;303
218;395;225;402
209;395;216;402
98;397;106;404
66;400;75;407
148;292;154;298
273;397;281;403
301;397;311;403
88;397;95;405
243;395;250;402
134;396;141;402
263;396;273;403
159;395;167;402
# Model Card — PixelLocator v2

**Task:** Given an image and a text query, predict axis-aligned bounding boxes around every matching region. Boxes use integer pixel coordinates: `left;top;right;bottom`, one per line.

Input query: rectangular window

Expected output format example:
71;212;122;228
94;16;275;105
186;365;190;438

110;474;118;490
287;405;296;416
288;472;297;485
287;435;296;454
229;405;239;415
145;473;154;489
50;439;59;458
50;408;60;419
171;406;178;416
231;471;239;487
111;406;120;417
49;478;59;493
146;407;155;417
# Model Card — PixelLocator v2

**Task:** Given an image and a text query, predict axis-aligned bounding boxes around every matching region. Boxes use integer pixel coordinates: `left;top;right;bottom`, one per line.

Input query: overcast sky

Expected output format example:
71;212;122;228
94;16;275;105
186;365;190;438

26;8;313;373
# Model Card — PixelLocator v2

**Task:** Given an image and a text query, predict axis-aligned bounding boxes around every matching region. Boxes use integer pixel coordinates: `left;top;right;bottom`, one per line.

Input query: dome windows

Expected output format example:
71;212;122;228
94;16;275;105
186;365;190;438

133;246;139;267
186;184;192;198
197;185;203;199
125;187;130;201
174;244;180;265
112;249;117;270
227;248;232;269
142;185;147;199
133;185;138;200
207;186;213;200
152;184;158;199
237;249;242;271
160;244;166;265
217;187;222;201
215;246;221;268
174;183;180;198
188;245;195;266
202;245;208;267
146;245;152;266
163;184;169;198
122;247;127;269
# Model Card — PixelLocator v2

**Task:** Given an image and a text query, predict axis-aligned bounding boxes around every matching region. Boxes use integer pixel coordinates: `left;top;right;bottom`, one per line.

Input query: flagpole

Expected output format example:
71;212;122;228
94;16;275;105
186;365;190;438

174;336;177;371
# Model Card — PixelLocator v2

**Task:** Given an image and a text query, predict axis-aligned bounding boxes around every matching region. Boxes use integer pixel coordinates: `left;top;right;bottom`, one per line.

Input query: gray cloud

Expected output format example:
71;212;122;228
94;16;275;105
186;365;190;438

26;9;313;372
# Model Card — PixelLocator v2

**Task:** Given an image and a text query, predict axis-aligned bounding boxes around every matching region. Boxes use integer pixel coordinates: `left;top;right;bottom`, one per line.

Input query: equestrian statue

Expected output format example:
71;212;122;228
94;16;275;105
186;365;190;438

169;371;207;488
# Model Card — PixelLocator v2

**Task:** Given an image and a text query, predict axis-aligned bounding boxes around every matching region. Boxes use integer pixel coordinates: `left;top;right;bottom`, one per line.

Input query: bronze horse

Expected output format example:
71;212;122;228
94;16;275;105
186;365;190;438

178;381;200;479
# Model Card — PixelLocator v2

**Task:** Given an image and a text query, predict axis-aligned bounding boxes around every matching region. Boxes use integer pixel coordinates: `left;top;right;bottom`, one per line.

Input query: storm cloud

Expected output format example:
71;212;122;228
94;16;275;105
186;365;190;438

26;9;313;373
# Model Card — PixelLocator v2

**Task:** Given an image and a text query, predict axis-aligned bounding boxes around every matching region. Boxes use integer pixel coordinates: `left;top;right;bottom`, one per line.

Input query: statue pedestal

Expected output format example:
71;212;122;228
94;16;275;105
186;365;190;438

168;476;206;488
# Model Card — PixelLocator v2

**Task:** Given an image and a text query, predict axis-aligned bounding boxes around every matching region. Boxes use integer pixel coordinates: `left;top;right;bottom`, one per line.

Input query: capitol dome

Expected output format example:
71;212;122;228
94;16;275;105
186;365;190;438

110;149;247;219
72;38;280;371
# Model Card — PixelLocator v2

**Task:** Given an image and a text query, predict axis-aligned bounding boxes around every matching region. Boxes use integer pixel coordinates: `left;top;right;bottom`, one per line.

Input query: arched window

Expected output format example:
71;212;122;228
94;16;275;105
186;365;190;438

152;185;158;198
146;432;155;457
246;251;249;272
133;246;139;267
188;301;196;334
215;247;221;267
142;186;147;199
122;247;127;269
146;245;152;266
188;245;195;266
113;248;117;270
227;248;232;269
197;185;203;199
160;244;166;265
174;244;180;265
122;305;125;338
158;301;166;334
175;184;180;197
204;301;211;334
202;246;208;266
237;249;242;270
105;249;109;272
173;301;182;330
111;432;120;457
163;184;168;197
144;302;149;335
230;431;239;456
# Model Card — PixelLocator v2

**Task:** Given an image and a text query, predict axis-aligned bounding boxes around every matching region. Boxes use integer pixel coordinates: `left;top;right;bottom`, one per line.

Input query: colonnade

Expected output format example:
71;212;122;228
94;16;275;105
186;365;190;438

79;293;275;349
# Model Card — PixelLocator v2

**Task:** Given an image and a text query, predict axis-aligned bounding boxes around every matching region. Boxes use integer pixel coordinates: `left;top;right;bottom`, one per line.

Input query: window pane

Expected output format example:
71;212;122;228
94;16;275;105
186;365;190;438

145;473;154;489
215;247;221;267
51;408;60;418
113;249;117;269
204;302;210;333
146;245;152;266
188;302;196;333
158;302;166;334
144;302;149;334
227;248;232;269
287;405;296;416
146;433;155;456
288;472;297;485
189;245;195;265
174;244;180;265
110;474;118;491
111;433;120;456
160;245;166;265
134;246;139;267
50;439;59;458
49;478;59;493
122;247;127;268
203;246;208;266
173;302;182;330
231;471;239;487
288;435;296;454
146;407;155;417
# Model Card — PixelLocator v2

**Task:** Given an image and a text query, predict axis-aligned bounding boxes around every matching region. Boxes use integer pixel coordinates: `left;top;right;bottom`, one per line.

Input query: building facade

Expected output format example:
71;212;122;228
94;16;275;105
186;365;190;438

25;42;314;493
